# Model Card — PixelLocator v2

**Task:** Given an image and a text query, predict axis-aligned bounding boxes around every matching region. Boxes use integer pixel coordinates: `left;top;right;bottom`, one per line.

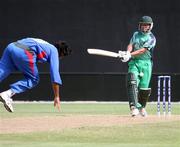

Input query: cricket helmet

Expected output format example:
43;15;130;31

138;16;153;33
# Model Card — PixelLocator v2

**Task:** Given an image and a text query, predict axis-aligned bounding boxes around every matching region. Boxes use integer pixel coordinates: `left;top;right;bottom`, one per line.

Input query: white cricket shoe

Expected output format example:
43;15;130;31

0;91;14;112
139;108;147;117
130;106;139;117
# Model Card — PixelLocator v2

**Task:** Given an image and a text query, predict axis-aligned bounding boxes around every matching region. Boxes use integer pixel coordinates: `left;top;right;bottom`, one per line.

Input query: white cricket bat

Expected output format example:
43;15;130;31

87;48;119;58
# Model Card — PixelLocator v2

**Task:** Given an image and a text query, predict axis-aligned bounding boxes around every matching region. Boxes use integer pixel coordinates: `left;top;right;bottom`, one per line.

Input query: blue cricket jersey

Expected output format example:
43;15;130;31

17;38;62;85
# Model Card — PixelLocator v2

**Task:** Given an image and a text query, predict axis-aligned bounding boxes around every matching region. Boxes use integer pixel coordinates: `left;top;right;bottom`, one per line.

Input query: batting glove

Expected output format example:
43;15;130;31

121;51;131;62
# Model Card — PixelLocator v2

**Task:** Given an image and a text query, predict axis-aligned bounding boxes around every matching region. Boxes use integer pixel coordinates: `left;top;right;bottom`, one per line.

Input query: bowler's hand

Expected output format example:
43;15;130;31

54;97;60;111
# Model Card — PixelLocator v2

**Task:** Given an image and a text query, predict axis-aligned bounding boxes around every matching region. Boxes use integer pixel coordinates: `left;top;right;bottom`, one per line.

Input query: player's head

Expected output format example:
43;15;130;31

138;16;153;34
54;41;72;57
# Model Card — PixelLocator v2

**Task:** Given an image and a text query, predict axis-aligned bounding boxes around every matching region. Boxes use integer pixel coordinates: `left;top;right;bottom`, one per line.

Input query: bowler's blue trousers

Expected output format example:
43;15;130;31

0;43;39;93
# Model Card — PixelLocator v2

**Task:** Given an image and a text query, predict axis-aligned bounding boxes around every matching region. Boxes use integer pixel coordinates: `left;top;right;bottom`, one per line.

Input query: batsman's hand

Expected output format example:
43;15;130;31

121;51;131;62
54;97;60;111
118;50;127;58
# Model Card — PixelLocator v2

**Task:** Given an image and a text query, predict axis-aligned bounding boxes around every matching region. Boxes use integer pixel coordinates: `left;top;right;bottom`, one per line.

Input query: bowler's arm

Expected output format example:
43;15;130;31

52;82;60;111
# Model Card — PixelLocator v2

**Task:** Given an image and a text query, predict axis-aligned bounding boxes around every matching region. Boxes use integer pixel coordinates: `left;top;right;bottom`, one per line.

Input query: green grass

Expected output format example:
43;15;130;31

0;102;180;147
1;122;180;147
0;102;179;118
0;102;130;117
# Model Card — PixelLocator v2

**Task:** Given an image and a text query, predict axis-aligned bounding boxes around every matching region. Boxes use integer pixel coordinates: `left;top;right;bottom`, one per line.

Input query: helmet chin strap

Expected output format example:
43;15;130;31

142;29;149;33
139;23;153;34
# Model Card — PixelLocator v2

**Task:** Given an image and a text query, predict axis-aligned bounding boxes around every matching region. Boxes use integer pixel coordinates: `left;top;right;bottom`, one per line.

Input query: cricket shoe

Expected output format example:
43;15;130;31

139;108;147;117
0;91;14;112
130;106;139;117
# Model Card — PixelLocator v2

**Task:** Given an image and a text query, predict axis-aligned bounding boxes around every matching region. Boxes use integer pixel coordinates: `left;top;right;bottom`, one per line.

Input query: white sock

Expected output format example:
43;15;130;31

4;89;15;98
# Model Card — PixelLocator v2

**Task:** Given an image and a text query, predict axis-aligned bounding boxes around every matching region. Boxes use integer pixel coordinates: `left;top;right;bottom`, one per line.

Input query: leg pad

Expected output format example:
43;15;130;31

138;88;151;108
126;73;139;108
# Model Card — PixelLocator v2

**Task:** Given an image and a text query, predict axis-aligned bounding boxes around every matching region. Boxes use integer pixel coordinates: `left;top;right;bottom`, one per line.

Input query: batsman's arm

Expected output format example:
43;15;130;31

52;82;60;111
130;48;147;57
127;44;133;52
127;44;147;57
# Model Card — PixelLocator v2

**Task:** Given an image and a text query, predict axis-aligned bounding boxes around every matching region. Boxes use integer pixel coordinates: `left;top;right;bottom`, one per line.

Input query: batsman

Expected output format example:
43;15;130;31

120;16;156;117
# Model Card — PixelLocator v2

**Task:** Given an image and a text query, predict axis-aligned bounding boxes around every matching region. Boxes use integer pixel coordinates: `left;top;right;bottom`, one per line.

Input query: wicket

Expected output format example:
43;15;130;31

157;76;171;116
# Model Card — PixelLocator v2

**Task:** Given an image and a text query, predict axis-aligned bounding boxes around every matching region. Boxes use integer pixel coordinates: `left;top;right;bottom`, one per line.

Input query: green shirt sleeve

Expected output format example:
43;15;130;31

143;34;156;51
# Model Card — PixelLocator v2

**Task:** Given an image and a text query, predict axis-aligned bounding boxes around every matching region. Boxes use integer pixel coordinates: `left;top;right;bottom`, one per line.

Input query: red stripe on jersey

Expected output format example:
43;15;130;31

24;50;34;75
37;51;47;59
